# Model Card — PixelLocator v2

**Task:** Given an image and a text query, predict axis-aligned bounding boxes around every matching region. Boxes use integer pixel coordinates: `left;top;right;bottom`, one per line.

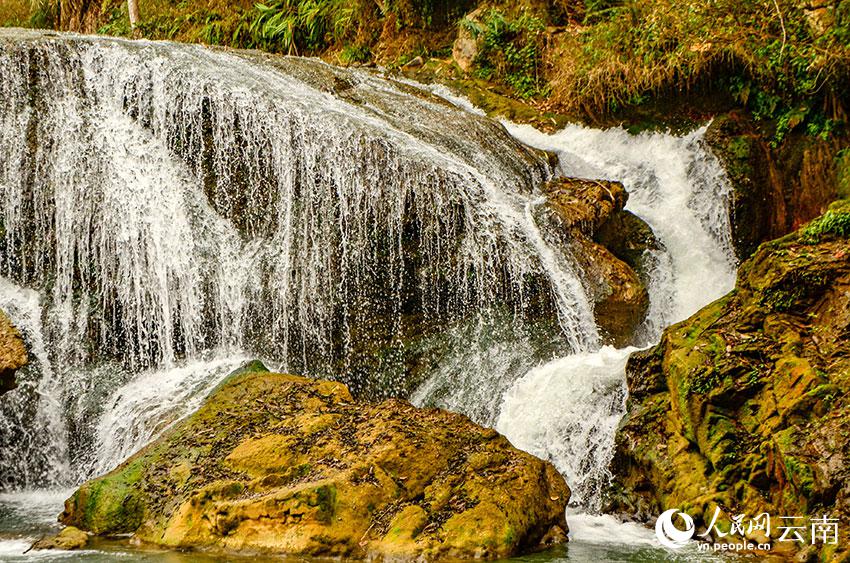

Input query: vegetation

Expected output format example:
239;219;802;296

552;0;850;137
801;200;850;243
461;9;547;98
4;0;850;135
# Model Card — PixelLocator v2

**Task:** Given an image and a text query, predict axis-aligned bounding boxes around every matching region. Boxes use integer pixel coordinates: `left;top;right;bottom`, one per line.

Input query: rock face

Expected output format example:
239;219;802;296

608;200;850;560
61;364;570;559
544;177;657;346
706;112;844;260
0;309;27;394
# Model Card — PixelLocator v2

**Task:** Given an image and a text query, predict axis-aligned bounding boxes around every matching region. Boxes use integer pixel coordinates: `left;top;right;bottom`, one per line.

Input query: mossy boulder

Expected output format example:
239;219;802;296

61;368;570;559
607;200;850;559
31;526;89;551
0;309;27;394
544;177;654;346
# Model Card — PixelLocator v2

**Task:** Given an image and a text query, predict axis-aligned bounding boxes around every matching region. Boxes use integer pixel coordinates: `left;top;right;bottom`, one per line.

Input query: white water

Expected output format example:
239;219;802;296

0;30;597;488
493;123;737;510
0;30;741;560
86;356;251;477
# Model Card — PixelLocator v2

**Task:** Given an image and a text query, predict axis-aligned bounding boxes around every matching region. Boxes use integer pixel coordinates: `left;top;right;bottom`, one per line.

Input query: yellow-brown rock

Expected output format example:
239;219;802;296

607;200;850;560
0;309;27;394
544;177;653;345
61;363;570;559
31;526;89;551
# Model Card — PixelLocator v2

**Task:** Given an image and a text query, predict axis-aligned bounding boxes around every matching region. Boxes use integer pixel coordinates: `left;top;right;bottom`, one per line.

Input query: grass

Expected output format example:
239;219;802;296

549;0;850;136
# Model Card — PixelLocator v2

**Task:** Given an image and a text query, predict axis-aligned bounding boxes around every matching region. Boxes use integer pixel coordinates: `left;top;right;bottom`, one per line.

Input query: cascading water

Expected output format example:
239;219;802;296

0;29;596;489
0;28;739;562
493;123;738;509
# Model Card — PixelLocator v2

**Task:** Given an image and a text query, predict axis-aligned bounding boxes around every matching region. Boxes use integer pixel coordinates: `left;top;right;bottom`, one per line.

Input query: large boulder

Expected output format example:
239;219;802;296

61;365;570;559
0;309;27;394
607;200;850;560
544;177;656;346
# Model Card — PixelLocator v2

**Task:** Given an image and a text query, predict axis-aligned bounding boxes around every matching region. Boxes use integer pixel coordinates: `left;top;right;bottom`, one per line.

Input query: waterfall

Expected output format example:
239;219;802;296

0;29;737;521
493;123;737;509
0;30;597;489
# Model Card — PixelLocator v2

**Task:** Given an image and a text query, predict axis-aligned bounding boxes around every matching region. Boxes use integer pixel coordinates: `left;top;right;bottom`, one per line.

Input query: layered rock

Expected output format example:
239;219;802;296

544;177;657;346
0;310;27;394
61;363;570;559
608;200;850;559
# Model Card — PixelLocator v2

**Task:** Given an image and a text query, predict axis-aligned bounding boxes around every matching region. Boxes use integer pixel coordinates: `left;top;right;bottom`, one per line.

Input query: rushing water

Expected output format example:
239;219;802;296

0;29;738;560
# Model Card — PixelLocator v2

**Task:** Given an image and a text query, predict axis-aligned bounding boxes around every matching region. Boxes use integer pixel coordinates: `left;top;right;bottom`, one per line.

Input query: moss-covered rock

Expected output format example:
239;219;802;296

31;526;89;551
0;309;27;394
706;112;845;261
61;367;570;559
607;200;850;559
544;177;654;346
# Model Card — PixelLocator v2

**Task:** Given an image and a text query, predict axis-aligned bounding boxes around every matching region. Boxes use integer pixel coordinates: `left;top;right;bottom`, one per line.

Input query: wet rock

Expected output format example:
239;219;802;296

706;112;843;260
61;367;570;559
544;177;655;345
31;526;89;550
608;200;850;560
0;309;27;394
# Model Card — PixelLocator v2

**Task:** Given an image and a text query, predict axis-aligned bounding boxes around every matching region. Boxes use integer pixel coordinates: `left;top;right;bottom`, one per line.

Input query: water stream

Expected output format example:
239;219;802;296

0;29;736;560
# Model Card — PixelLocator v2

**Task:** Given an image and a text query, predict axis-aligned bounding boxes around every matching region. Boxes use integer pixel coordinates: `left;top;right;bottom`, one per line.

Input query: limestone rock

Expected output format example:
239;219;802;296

607;200;850;560
31;526;89;551
544;177;654;345
61;367;570;559
0;309;27;394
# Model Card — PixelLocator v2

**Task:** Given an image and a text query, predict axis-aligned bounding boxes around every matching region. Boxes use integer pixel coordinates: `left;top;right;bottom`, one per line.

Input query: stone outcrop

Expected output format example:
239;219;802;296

61;363;570;559
0;309;27;394
706;112;845;260
32;526;89;551
607;200;850;560
544;177;658;346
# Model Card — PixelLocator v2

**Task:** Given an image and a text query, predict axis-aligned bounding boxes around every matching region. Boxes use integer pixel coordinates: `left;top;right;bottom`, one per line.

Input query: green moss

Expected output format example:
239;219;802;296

312;484;337;523
71;456;147;534
801;208;850;244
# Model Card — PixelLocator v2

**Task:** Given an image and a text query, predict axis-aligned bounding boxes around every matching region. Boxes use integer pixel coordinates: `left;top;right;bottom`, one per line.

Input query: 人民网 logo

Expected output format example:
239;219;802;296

655;508;696;549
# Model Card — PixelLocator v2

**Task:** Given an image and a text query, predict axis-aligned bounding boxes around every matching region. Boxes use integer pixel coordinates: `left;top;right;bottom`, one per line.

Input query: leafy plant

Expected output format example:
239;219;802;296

462;9;547;99
246;0;358;55
801;209;850;243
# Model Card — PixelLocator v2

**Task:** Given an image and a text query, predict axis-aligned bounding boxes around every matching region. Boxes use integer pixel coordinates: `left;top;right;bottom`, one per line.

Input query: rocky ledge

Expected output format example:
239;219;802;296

607;200;850;560
545;177;659;346
60;363;570;559
0;309;27;394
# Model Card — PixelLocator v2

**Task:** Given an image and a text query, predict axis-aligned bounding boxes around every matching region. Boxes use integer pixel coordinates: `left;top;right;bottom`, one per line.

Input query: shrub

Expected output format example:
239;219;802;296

461;9;547;99
550;0;850;133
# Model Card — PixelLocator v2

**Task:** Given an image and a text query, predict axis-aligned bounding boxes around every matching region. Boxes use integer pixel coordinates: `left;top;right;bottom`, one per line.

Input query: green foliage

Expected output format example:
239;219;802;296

556;0;850;133
462;9;547;99
801;209;850;243
97;5;132;37
244;0;358;55
29;0;57;29
339;43;372;64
